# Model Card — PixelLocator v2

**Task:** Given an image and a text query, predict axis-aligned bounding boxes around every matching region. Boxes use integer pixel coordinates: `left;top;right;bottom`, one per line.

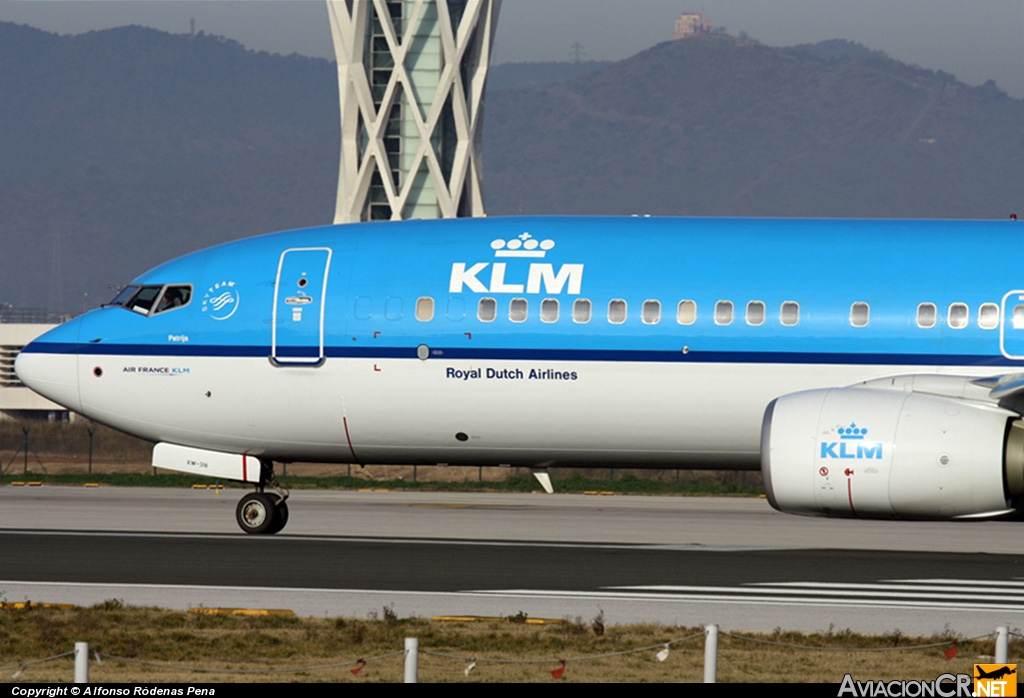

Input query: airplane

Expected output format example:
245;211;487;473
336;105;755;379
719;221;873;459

976;666;1017;681
14;214;1024;534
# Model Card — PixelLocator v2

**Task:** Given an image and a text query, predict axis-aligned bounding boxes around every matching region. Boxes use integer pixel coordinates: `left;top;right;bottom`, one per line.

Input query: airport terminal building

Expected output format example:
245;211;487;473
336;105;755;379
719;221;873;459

0;322;67;419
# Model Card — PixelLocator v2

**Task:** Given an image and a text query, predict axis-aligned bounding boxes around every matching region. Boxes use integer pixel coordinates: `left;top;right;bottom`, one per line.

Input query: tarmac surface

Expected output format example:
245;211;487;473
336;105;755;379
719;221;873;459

1;486;1021;634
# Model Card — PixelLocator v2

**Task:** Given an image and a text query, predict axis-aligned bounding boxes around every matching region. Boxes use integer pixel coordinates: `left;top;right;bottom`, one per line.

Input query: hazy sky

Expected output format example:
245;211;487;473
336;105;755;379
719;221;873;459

1;0;1022;97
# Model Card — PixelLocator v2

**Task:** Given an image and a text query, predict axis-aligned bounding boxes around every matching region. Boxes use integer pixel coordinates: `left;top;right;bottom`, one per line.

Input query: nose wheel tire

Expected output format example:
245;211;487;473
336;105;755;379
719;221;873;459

237;493;282;535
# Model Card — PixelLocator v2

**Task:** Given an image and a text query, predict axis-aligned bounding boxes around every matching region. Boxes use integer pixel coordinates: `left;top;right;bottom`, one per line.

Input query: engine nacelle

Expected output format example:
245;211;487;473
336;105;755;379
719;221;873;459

761;388;1024;519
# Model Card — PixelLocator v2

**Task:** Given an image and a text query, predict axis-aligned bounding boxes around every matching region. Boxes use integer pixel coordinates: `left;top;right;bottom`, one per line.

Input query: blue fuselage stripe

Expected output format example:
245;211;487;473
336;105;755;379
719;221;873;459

19;341;1019;367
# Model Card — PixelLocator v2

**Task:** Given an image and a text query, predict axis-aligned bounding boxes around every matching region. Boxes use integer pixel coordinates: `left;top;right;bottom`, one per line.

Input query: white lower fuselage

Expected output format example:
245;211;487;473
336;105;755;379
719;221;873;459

50;352;970;469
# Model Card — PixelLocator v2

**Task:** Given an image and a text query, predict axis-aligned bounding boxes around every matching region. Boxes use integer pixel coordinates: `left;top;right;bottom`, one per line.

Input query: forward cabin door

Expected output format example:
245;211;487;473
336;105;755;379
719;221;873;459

272;247;332;366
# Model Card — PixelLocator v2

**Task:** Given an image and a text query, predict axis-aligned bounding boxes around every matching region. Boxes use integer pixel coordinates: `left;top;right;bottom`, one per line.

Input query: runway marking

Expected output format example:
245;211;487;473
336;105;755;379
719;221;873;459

472;588;1024;613
752;581;1024;593
0;528;775;551
618;577;1024;601
466;578;1024;614
886;578;1024;587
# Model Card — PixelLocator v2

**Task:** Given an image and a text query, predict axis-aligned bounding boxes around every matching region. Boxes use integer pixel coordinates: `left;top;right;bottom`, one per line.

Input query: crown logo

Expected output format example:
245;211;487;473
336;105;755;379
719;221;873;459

491;232;555;258
838;424;867;440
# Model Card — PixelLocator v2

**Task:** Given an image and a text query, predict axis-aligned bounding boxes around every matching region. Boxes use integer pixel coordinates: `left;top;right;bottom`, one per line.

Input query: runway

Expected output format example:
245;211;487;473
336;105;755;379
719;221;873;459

2;486;1023;634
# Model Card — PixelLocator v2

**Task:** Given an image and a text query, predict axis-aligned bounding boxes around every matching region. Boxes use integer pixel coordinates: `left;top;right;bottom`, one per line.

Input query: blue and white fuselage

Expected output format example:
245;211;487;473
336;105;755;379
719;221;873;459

17;216;1024;532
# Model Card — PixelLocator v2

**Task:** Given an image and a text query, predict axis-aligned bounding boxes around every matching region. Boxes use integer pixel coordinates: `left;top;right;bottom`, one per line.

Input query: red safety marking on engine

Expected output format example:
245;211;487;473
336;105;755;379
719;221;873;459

846;477;856;515
819;466;829;477
373;364;381;372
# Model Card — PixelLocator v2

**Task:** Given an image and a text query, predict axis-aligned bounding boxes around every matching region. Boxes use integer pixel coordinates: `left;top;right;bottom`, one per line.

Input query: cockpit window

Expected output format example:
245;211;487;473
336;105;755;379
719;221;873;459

108;284;191;316
154;285;191;314
127;286;162;314
108;285;140;307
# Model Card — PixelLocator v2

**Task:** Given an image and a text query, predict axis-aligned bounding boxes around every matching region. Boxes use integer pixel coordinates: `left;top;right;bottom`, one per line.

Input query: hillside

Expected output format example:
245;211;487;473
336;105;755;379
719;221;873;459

483;34;1024;217
0;23;338;314
1;24;1022;314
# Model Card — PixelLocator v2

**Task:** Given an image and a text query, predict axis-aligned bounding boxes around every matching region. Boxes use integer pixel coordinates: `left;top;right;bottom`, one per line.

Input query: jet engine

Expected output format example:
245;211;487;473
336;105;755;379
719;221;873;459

761;387;1024;519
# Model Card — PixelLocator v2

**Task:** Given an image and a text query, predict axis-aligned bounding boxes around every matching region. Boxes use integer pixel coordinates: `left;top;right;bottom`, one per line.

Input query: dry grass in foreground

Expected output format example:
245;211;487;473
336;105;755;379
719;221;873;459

0;603;1014;683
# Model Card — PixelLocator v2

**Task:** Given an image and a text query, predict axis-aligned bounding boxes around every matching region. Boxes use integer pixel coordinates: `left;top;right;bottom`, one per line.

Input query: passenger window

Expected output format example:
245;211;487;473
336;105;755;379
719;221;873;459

573;299;592;324
608;299;627;324
153;285;192;315
714;301;733;326
354;297;372;320
780;301;800;326
509;298;528;323
850;302;869;328
477;298;496;322
415;297;434;322
447;297;465;322
677;300;696;325
385;297;403;320
642;300;661;325
541;298;559;323
1014;306;1024;330
947;303;968;329
746;301;765;326
979;303;999;330
917;303;936;328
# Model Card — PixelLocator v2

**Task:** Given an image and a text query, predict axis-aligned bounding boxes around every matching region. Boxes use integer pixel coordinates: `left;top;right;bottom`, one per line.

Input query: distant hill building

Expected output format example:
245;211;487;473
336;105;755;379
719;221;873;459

673;10;711;40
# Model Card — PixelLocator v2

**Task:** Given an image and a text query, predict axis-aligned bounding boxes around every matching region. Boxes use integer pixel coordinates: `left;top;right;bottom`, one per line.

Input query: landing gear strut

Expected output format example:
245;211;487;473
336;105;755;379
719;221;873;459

235;460;289;535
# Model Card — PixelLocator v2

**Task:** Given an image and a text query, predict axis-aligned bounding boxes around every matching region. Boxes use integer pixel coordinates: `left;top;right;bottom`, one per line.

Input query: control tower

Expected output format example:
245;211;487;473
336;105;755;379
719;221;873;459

327;0;502;222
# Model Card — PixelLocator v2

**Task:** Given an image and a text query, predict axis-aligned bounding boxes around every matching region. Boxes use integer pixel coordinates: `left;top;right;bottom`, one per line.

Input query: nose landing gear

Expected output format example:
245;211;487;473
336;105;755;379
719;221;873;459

235;460;289;534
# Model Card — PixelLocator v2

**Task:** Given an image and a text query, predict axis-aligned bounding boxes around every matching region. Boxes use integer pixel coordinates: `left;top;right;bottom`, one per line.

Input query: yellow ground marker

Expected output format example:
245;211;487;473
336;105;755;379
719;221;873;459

189;608;294;616
434;615;565;625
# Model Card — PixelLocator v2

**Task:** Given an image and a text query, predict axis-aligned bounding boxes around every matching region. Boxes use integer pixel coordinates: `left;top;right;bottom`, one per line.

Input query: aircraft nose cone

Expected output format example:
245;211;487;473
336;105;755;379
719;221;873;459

14;319;83;413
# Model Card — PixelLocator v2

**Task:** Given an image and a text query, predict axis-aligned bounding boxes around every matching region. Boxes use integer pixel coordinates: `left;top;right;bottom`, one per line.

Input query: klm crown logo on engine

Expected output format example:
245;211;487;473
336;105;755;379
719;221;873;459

820;424;883;460
449;233;584;295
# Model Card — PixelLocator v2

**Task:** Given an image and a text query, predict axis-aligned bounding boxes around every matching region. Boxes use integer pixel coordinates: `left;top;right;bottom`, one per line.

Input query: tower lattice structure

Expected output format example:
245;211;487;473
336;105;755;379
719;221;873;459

327;0;502;222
